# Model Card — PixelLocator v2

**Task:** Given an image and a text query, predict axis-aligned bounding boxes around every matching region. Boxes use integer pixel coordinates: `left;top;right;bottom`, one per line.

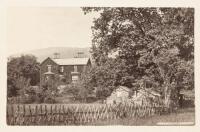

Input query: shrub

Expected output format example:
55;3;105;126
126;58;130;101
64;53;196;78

44;97;56;104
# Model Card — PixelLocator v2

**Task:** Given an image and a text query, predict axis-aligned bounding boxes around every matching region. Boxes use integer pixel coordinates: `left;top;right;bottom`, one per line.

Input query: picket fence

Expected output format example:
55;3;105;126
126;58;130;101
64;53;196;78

7;103;165;125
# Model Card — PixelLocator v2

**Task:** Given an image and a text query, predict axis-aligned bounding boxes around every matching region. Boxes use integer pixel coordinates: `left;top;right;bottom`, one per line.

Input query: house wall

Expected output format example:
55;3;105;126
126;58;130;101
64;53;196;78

60;64;90;75
40;58;91;86
116;89;130;98
59;65;74;83
40;58;59;84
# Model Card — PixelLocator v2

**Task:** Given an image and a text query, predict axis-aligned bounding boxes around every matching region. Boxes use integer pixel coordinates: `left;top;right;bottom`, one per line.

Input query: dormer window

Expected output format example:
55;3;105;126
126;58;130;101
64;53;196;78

47;65;52;72
60;66;64;73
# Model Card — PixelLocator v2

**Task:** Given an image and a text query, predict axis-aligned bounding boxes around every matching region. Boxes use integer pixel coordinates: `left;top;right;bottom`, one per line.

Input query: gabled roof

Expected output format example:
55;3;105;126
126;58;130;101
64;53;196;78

44;71;55;75
40;57;58;66
138;88;161;97
52;57;90;65
116;86;131;92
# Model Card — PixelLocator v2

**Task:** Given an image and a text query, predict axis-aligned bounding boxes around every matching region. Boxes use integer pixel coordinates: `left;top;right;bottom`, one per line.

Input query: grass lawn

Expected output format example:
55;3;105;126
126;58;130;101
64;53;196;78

86;107;195;126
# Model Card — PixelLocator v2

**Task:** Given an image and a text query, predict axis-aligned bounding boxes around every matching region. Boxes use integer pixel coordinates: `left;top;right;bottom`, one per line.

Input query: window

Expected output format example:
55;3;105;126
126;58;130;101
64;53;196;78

46;76;49;80
47;65;52;72
60;66;64;73
72;75;79;81
72;75;79;83
74;65;78;72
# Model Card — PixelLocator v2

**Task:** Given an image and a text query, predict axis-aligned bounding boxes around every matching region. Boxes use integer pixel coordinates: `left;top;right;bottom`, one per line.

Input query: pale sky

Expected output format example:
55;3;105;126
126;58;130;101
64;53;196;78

7;7;98;56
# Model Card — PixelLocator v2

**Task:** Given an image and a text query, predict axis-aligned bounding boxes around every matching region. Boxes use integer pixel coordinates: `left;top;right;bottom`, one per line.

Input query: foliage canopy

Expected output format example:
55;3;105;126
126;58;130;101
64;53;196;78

82;7;194;107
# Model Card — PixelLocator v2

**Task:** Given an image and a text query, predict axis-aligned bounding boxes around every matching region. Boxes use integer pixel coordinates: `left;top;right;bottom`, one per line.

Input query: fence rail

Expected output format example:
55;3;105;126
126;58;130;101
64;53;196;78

7;103;165;125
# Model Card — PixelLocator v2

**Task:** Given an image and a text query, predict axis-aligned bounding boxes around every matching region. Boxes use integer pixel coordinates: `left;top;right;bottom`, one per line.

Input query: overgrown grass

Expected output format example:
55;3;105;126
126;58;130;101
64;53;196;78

86;107;195;126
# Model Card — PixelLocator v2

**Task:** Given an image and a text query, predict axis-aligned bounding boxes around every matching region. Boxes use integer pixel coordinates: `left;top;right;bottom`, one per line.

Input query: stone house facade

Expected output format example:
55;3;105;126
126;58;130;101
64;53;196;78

40;57;91;86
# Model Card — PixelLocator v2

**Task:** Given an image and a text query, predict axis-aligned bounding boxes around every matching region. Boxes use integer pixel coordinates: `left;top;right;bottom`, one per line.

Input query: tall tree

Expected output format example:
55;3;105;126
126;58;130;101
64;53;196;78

82;7;194;108
7;55;40;97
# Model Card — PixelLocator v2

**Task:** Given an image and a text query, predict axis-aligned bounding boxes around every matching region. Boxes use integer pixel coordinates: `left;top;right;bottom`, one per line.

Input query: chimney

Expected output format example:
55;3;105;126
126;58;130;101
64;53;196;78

53;52;60;59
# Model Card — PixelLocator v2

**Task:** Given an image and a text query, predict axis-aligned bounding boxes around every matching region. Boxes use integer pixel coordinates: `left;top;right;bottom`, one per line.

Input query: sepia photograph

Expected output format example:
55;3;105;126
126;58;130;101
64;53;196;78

6;7;194;126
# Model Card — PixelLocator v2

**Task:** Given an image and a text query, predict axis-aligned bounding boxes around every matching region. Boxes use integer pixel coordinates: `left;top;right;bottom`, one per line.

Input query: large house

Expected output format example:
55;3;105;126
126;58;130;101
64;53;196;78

40;53;91;86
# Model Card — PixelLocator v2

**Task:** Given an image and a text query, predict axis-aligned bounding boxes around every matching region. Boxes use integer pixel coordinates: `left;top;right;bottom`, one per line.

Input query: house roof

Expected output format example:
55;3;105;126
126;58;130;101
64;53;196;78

116;86;131;92
52;57;90;65
44;71;55;75
139;88;161;97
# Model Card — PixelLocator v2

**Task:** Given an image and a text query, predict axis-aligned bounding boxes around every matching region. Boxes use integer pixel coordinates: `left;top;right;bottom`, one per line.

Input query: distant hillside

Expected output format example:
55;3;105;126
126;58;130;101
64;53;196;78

9;47;91;62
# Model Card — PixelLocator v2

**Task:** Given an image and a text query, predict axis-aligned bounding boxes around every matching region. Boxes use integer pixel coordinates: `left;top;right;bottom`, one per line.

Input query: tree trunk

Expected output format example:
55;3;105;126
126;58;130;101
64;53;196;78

164;84;172;110
163;81;179;112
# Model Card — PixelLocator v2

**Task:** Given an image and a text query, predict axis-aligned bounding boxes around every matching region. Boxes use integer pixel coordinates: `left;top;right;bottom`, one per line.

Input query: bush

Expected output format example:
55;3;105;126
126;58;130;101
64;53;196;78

44;97;56;104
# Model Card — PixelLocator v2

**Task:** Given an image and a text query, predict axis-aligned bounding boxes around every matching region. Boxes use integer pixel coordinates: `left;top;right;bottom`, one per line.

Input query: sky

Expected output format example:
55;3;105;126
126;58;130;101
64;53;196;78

7;7;98;56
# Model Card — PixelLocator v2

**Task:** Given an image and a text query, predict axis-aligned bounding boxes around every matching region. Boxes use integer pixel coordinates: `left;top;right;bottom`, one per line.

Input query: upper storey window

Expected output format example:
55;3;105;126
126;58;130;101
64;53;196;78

74;65;78;72
47;65;52;72
60;66;64;73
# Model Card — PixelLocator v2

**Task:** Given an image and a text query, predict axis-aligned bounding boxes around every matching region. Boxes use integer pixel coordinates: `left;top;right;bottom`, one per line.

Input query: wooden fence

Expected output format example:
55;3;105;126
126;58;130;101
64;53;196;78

7;103;165;125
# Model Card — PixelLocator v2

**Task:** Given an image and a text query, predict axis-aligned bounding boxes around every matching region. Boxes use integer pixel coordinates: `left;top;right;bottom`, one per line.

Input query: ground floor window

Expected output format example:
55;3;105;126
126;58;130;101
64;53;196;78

72;75;79;83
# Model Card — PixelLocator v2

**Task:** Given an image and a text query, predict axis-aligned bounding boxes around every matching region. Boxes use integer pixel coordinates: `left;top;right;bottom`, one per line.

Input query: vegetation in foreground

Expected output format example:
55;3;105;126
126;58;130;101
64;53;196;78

86;107;195;126
7;102;166;125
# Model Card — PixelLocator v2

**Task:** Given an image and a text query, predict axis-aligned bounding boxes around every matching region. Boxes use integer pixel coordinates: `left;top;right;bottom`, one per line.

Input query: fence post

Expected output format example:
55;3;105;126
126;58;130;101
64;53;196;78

58;105;61;124
62;105;66;125
28;105;32;125
35;105;38;125
12;104;15;125
22;104;25;125
7;105;10;125
16;105;20;125
50;105;53;125
45;105;47;124
54;105;58;125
